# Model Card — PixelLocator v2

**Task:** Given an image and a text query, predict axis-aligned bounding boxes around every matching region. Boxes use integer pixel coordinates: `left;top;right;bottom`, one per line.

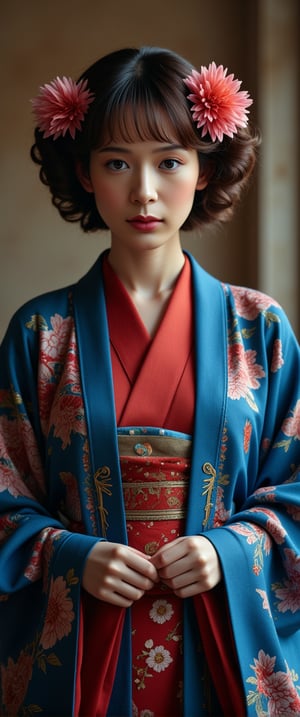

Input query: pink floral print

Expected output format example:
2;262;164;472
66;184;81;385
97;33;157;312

286;504;300;522
247;649;300;715
271;339;284;373
1;650;33;715
29;313;88;449
275;400;300;452
250;507;286;545
230;521;272;574
256;589;272;617
0;568;78;715
24;527;62;583
273;548;300;614
0;413;45;497
243;419;252;453
213;486;231;526
282;401;300;441
40;576;75;649
39;313;74;358
52;393;85;449
230;286;280;321
228;342;265;410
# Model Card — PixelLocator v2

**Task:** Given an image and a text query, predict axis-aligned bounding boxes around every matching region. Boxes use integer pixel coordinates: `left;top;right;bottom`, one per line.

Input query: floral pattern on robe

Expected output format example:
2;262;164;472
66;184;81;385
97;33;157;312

0;251;299;716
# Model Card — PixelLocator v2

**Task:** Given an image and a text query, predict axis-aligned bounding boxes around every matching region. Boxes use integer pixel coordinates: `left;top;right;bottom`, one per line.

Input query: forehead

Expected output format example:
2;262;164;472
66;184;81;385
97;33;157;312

97;99;189;147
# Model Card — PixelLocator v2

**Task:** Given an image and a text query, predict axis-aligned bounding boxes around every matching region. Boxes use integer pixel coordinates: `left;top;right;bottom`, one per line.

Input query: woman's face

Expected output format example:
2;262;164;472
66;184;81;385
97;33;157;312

80;135;206;256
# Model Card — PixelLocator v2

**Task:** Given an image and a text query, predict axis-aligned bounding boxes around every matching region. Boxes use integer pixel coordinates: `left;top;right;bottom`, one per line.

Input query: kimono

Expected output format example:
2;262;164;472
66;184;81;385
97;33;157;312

0;250;300;717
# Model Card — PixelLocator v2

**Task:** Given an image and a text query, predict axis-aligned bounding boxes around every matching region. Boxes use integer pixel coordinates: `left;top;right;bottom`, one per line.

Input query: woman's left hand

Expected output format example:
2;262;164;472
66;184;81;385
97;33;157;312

150;536;222;598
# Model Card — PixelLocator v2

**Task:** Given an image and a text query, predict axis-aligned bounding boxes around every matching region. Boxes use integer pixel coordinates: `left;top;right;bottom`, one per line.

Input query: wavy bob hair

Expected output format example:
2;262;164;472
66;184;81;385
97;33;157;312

31;46;260;232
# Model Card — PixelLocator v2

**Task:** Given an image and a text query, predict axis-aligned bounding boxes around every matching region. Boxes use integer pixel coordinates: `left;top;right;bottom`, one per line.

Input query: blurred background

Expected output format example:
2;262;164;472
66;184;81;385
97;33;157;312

0;0;299;339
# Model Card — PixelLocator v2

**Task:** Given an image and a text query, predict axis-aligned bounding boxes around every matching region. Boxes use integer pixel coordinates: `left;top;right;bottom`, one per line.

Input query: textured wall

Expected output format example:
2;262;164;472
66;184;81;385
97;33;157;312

0;0;258;339
257;0;300;336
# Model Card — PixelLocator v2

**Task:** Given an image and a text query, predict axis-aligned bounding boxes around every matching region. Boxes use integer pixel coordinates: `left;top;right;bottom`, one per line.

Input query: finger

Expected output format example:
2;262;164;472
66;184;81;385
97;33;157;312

162;564;220;596
151;537;190;569
102;578;145;605
106;558;156;592
156;554;194;580
126;552;159;583
161;570;210;598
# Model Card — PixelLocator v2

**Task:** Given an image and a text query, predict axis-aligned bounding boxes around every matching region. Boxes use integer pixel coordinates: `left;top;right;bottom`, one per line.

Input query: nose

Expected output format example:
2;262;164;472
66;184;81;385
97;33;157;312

129;166;158;205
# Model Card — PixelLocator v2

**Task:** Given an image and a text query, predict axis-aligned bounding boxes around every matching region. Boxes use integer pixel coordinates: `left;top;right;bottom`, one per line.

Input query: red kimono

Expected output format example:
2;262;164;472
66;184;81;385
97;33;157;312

76;257;244;716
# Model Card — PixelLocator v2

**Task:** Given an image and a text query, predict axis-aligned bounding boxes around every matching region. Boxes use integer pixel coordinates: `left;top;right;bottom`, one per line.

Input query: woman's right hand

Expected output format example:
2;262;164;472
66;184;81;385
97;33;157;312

82;541;159;607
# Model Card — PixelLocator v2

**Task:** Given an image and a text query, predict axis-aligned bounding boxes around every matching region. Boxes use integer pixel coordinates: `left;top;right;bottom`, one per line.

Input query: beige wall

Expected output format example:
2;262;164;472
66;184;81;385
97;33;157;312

0;0;298;340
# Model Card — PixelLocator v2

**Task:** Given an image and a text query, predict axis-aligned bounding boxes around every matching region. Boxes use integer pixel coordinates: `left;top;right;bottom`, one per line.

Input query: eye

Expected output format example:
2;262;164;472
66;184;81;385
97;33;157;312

106;159;129;171
159;158;182;170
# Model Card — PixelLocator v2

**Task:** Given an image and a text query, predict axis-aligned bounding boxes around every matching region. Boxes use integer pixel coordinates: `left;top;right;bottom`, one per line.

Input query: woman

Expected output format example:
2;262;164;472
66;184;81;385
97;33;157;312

0;46;300;716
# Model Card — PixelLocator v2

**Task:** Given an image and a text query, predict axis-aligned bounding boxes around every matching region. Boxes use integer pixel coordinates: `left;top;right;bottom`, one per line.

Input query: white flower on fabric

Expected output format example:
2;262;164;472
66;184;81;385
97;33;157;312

140;711;154;717
149;599;174;624
144;639;154;649
146;645;173;673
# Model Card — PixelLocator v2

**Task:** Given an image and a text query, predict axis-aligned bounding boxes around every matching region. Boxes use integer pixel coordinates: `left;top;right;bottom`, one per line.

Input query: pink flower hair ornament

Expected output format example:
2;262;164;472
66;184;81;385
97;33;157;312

184;62;253;142
31;76;94;140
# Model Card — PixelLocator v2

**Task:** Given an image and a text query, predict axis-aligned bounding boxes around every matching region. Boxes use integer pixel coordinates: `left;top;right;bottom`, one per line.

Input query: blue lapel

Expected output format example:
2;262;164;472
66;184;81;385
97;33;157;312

73;252;132;715
185;251;228;534
73;251;127;544
183;252;228;716
73;250;228;716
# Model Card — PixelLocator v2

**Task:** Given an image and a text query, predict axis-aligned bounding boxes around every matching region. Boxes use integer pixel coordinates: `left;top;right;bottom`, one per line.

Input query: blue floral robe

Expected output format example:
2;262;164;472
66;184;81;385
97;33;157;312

0;251;300;716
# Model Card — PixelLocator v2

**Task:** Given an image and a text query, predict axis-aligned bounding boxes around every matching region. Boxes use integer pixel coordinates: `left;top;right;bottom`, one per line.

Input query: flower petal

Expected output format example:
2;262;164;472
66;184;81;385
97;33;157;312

31;76;94;140
184;62;252;142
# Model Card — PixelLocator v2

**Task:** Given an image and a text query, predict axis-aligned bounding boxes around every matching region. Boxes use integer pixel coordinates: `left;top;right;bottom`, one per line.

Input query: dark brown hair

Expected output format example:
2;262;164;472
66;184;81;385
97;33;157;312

31;46;260;232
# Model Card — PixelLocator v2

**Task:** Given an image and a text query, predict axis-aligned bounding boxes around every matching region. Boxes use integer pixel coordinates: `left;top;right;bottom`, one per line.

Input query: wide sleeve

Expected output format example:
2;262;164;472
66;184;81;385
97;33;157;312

0;302;98;715
205;291;300;714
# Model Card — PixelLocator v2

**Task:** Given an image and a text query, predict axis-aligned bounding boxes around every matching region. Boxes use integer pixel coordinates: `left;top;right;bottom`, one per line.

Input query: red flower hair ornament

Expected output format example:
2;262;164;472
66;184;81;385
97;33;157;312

184;62;253;142
31;63;252;144
31;76;94;140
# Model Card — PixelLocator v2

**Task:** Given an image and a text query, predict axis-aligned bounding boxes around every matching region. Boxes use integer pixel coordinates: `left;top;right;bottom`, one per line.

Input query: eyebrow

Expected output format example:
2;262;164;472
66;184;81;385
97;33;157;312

97;143;186;154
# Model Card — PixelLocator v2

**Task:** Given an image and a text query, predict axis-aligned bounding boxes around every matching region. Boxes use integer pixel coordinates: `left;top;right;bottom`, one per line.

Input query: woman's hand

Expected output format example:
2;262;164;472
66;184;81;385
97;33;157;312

82;541;159;607
151;536;222;598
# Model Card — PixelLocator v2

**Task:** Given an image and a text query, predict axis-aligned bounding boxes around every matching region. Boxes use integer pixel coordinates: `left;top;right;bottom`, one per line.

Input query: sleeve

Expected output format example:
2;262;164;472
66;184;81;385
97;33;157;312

0;307;98;595
0;305;99;714
204;300;300;709
209;305;300;598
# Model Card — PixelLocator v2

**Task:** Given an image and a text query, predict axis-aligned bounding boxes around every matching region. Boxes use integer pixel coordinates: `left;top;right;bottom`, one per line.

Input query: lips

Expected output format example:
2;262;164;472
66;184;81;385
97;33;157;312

127;215;162;232
128;215;161;223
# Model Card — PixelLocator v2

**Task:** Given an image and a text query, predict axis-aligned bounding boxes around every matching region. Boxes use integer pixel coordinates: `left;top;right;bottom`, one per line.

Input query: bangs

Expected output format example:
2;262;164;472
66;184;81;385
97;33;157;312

93;90;199;148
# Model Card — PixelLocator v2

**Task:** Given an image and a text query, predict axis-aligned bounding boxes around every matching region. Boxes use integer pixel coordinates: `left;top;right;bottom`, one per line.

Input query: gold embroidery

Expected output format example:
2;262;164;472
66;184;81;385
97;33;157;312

126;508;186;521
94;466;112;537
123;479;187;490
202;462;216;529
123;478;188;520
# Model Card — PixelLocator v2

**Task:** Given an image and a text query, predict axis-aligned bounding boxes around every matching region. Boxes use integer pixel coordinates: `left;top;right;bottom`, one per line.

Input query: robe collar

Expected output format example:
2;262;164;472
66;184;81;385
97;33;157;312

102;255;194;429
73;249;227;541
73;249;227;715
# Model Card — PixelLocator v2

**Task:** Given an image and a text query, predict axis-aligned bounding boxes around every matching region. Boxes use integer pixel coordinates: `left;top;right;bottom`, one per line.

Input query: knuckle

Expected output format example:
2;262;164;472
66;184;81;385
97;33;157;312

159;552;170;569
187;536;198;551
112;543;125;559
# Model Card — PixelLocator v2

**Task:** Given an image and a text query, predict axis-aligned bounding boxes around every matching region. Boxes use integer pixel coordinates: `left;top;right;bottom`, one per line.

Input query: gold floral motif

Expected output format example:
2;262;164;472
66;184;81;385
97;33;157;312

202;462;217;528
94;466;112;537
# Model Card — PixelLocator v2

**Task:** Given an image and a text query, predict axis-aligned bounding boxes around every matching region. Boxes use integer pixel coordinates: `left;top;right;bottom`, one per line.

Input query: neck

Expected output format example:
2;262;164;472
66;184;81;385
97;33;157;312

107;240;185;299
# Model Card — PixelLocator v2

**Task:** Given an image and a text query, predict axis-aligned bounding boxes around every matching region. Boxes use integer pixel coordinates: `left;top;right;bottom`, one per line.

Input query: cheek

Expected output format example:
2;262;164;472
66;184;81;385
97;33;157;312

94;183;122;215
170;178;198;209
